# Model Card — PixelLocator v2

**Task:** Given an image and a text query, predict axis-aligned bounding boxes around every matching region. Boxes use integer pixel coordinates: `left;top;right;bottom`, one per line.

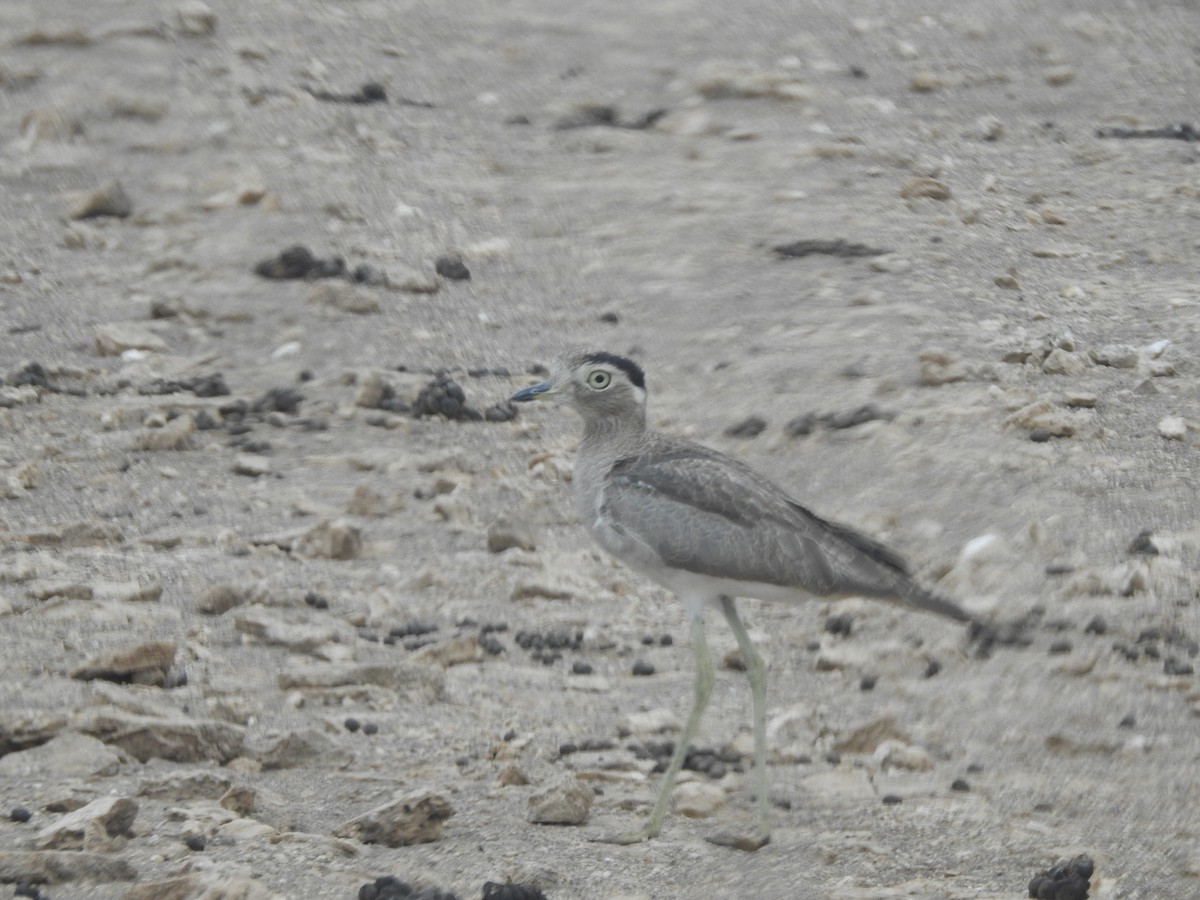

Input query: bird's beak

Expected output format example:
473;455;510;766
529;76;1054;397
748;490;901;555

511;380;555;402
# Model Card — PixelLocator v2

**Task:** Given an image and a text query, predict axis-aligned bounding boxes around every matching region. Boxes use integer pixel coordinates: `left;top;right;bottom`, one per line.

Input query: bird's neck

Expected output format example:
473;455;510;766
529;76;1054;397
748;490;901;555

582;412;645;449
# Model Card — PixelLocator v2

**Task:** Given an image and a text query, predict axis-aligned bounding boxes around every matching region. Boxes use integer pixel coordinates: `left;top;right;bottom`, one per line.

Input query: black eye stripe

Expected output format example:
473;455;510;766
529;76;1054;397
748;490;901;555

581;352;645;390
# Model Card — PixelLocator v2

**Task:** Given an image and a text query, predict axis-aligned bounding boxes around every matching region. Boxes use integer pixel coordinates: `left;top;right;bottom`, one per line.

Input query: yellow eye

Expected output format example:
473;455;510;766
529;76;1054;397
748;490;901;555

586;369;611;390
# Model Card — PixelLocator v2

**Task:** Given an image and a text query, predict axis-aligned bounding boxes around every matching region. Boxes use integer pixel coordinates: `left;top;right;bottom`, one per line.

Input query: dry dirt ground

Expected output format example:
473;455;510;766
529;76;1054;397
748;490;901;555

2;1;1199;898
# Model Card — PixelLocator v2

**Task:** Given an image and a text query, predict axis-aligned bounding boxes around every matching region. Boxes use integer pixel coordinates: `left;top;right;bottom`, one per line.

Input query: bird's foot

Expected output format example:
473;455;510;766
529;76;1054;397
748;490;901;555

589;825;659;846
705;825;771;852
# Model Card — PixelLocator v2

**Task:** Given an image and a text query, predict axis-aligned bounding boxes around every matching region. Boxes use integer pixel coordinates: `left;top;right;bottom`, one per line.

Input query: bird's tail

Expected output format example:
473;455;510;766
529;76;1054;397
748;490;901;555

897;581;973;624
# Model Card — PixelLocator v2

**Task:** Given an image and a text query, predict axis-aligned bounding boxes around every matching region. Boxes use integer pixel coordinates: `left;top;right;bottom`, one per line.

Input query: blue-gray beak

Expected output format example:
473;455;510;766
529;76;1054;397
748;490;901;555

511;380;554;402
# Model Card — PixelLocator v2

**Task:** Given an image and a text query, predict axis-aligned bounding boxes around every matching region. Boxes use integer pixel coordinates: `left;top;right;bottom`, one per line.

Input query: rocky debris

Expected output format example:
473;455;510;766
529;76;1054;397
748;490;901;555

333;790;454;846
1088;345;1138;368
724;415;767;438
482;884;548;900
291;518;363;560
276;662;445;703
486;518;537;553
77;706;245;763
307;281;381;315
550;102;666;130
257;728;352;770
526;774;593;825
832;716;910;755
874;739;934;772
0;850;136;884
137;373;230;397
254;245;346;280
233;607;343;653
0;710;70;756
232;453;272;477
0;731;121;780
1157;416;1189;441
773;239;889;259
415;635;483;667
176;0;217;36
917;349;968;385
70;640;177;687
412;375;480;421
1028;855;1094;899
1006;400;1090;439
691;60;813;101
94;323;167;356
69;180;133;219
197;581;262;615
1096;122;1199;141
358;876;459;900
388;264;442;293
306;81;388;104
899;177;952;200
434;256;470;281
131;413;196;451
785;403;894;437
126;873;282;900
34;796;138;850
672;781;726;819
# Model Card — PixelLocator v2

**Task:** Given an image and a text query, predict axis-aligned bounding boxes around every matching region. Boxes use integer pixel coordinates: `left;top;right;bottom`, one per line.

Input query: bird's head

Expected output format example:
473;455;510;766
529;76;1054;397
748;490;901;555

511;350;647;426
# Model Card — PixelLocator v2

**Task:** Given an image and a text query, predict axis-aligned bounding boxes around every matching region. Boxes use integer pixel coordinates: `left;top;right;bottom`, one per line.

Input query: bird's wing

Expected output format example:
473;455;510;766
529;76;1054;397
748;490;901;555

599;441;917;600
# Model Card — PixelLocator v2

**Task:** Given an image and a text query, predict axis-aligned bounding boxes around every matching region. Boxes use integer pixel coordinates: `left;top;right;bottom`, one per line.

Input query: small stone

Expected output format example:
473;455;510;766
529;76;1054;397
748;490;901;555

672;781;726;819
388;264;441;293
184;834;206;851
292;519;362;560
233;453;272;477
307;282;380;315
332;790;454;846
434;256;470;280
70;641;176;687
176;0;217;36
725;415;767;438
632;660;655;677
899;177;952;201
34;797;138;851
10;808;32;823
526;774;593;825
1044;65;1076;86
950;778;970;792
1158;416;1188;441
94;323;167;356
487;518;537;553
1090;345;1138;368
918;349;967;385
1041;348;1087;375
69;180;133;220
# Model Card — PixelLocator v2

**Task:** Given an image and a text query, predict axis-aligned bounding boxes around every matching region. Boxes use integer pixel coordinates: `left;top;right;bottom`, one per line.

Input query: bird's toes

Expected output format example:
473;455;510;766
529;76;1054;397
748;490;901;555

589;827;657;846
705;827;771;852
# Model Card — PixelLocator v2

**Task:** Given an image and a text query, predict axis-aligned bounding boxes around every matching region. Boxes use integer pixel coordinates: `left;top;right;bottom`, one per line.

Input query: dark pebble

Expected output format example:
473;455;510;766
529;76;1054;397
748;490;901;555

659;634;673;646
559;742;578;756
363;722;379;735
479;635;505;656
303;591;329;610
773;238;889;258
1083;616;1107;635
253;386;304;415
598;311;619;324
1029;428;1052;443
641;635;654;645
10;806;32;823
785;412;819;437
14;885;44;900
1048;639;1073;655
725;415;767;438
631;660;655;676
412;375;482;421
824;751;841;765
881;794;902;805
345;718;361;732
571;660;593;675
1127;529;1159;555
824;613;853;636
1117;714;1135;728
185;834;206;851
859;674;877;691
966;762;984;773
950;778;970;792
481;882;548;900
484;401;518;422
923;659;942;678
580;738;616;752
434;256;471;280
1164;656;1194;676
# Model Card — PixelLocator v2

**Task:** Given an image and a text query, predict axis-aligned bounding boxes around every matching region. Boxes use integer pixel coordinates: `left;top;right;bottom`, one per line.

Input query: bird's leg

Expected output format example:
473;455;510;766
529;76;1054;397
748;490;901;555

717;595;771;848
594;610;713;845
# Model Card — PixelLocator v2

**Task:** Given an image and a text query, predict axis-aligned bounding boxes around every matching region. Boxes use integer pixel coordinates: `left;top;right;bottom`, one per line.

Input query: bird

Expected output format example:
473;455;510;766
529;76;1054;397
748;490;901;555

511;349;973;850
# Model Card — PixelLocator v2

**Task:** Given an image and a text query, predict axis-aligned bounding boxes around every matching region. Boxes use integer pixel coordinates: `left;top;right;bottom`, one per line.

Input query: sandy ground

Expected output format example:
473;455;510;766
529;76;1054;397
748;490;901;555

2;0;1199;898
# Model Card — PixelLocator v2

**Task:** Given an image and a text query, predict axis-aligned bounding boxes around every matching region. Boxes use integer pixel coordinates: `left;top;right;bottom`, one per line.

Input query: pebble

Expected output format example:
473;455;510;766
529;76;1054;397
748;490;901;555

724;415;767;438
34;796;138;851
1157;416;1188;441
631;660;655;676
94;323;167;356
307;282;380;315
672;781;726;818
332;790;454;846
434;256;470;281
177;0;217;36
70;640;177;687
69;180;133;219
526;774;593;825
899;177;952;200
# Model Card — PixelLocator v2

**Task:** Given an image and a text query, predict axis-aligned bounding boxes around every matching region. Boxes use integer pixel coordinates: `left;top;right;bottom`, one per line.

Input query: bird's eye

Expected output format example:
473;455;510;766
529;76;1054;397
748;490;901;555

586;369;612;390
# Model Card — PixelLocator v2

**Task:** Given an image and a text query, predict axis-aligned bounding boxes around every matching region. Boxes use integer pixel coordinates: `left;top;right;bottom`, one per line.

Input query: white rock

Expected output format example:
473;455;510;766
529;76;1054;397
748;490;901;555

1158;416;1188;441
94;323;167;356
526;774;593;825
177;0;217;36
618;708;680;736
